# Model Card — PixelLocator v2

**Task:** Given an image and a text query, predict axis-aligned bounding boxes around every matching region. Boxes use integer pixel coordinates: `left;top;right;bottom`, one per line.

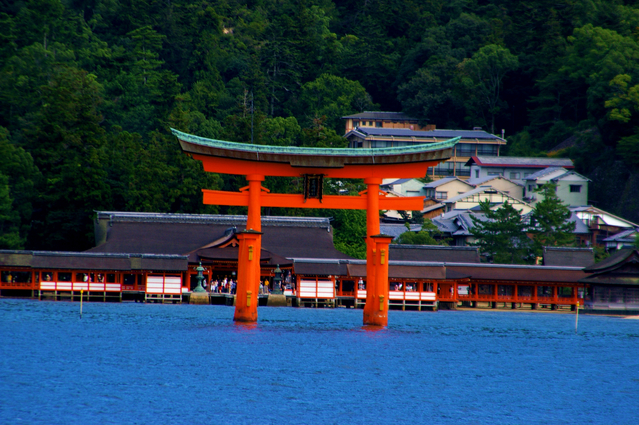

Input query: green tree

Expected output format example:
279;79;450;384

0;127;40;248
330;209;367;259
459;44;519;134
0;173;22;249
297;73;376;133
528;183;576;254
300;116;347;148
470;199;532;264
395;219;449;245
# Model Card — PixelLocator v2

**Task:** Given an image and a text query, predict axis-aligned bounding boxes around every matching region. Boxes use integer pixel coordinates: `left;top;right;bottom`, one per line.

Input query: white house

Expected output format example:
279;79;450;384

467;175;525;200
522;167;590;206
466;156;574;186
442;186;534;214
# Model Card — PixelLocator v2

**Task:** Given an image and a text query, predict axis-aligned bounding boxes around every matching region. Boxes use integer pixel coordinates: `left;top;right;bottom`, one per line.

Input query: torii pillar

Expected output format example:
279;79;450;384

233;175;264;322
362;178;395;327
172;128;459;326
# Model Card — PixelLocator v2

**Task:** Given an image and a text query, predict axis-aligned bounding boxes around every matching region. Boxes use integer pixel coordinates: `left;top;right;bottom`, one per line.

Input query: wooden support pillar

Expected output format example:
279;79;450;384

234;174;264;323
363;177;384;326
365;234;393;327
234;230;262;322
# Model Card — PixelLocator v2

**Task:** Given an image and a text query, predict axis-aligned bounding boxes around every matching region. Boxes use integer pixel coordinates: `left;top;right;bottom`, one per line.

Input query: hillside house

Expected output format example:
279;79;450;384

442;187;534;214
343;113;506;180
522;167;590;206
342;111;433;133
466;175;525;200
466;156;574;186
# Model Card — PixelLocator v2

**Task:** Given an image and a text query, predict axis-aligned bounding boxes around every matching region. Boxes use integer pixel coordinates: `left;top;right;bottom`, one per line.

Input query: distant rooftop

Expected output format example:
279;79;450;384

96;211;332;228
341;111;419;121
523;167;567;180
381;178;414;187
467;175;523;187
350;128;502;140
466;156;574;168
424;177;473;188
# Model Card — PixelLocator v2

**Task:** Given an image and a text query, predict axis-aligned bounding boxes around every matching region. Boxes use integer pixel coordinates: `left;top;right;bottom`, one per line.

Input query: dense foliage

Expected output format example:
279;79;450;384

394;219;450;246
2;0;639;251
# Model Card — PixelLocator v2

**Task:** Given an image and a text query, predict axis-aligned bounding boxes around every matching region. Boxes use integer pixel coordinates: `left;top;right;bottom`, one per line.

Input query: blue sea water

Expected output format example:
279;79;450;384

1;299;638;425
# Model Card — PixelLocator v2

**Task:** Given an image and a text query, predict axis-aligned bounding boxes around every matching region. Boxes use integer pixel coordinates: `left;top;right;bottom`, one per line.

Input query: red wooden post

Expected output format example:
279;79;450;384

234;230;262;322
365;234;393;327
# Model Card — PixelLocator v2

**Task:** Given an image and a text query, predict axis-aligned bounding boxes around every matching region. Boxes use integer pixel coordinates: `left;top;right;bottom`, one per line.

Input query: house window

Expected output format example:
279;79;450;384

435;191;448;200
477;144;498;155
456;143;476;156
510;172;520;179
353;121;359;127
375;121;382;127
475;170;479;178
570;185;582;193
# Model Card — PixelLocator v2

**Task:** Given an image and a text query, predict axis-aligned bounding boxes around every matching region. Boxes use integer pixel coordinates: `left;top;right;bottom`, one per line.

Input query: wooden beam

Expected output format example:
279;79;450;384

193;154;441;179
202;189;424;210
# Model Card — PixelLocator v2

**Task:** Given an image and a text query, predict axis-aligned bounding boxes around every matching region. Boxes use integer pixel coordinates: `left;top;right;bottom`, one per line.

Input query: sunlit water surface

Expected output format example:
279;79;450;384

1;299;638;424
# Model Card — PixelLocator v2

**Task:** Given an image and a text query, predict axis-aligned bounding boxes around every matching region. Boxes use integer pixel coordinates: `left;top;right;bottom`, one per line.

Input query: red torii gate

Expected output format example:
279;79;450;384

173;129;459;326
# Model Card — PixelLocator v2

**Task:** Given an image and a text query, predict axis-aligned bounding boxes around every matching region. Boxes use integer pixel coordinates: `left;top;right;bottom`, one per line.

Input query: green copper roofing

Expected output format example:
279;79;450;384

171;128;459;157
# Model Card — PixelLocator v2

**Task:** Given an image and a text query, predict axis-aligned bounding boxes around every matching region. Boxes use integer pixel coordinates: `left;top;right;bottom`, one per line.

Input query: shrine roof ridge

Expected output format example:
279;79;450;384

171;128;460;158
96;211;332;228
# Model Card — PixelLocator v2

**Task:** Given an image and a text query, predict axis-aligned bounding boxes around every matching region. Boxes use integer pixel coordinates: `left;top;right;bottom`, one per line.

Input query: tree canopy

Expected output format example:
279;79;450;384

470;200;533;264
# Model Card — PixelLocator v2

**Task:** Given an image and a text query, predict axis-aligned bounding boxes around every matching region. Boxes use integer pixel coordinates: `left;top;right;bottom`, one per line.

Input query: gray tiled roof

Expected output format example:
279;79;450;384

380;223;421;239
431;217;458;233
424;177;466;188
542;247;594;267
381;178;413;186
602;229;639;242
353;128;501;140
90;212;352;260
442;186;521;204
523;167;566;180
568;213;591;234
97;211;332;228
468;156;574;168
467;175;524;187
341;111;419;121
421;203;445;214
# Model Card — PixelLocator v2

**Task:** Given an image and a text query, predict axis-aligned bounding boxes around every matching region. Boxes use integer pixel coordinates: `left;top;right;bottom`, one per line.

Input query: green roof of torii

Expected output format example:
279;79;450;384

171;128;460;167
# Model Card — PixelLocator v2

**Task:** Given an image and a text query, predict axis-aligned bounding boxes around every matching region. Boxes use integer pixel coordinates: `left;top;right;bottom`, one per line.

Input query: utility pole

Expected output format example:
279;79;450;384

251;91;254;144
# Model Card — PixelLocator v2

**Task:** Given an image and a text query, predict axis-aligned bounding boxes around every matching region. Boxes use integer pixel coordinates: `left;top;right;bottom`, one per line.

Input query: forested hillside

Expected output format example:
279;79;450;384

1;0;639;252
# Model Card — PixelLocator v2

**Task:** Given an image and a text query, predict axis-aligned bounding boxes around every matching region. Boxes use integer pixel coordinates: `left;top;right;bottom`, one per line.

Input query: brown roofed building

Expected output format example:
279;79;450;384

542;247;594;267
90;212;352;261
580;249;639;314
389;245;480;263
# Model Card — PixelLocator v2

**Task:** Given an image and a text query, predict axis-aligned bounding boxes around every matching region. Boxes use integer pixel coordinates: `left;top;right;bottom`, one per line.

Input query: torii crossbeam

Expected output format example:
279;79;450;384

173;128;459;326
